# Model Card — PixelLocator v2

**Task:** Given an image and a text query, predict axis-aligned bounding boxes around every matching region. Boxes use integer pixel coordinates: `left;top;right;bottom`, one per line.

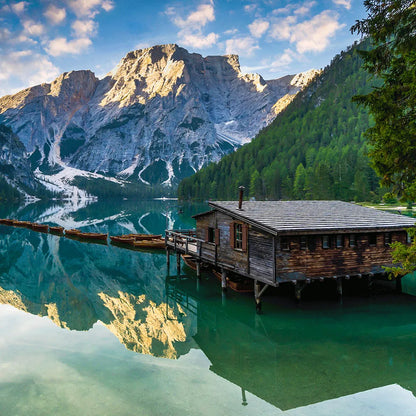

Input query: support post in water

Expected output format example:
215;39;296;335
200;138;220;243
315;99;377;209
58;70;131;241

254;280;262;313
294;281;306;302
221;269;227;292
176;252;181;275
337;277;343;297
254;281;269;313
196;261;201;279
166;249;170;274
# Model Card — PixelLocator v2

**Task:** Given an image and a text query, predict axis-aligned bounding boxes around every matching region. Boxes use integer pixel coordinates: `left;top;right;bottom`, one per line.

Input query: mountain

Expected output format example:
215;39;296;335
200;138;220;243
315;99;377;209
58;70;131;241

0;44;317;197
178;40;383;202
0;124;45;201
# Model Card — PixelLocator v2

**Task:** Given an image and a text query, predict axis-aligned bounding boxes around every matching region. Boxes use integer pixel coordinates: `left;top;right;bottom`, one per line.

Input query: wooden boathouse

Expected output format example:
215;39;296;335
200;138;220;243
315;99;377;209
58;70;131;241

166;197;415;306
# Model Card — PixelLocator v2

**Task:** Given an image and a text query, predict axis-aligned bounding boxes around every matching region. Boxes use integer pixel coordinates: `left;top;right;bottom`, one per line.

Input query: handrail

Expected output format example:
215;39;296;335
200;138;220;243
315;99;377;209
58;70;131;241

165;229;204;244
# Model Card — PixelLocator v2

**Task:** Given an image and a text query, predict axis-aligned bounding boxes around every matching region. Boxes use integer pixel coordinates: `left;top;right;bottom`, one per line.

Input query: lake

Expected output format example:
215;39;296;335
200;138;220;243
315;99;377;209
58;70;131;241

0;199;416;416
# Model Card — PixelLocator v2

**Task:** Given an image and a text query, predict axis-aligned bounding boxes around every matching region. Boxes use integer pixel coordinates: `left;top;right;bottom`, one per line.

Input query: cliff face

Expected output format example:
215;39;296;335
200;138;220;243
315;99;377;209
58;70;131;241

0;44;318;189
0;124;38;193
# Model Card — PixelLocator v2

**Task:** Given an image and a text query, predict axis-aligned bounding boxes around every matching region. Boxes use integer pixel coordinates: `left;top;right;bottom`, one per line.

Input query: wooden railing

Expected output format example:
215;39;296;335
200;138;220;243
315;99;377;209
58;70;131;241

165;229;216;261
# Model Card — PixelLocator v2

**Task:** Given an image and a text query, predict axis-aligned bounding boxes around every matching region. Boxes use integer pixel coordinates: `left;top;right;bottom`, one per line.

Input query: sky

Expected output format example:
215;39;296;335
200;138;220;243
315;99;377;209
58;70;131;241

0;0;367;97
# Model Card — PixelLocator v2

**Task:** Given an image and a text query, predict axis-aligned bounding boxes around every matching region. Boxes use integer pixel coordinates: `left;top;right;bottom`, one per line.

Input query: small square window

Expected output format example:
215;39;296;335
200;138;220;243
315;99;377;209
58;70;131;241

384;232;392;246
307;236;316;251
281;236;290;251
407;232;413;244
369;234;377;246
349;234;356;247
300;236;307;250
336;235;343;248
207;227;215;243
322;235;330;249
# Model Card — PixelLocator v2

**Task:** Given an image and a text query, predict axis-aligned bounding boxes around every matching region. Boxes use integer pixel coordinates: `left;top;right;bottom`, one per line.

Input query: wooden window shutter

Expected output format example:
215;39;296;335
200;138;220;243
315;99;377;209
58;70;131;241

204;227;209;242
229;222;235;248
215;228;220;246
242;224;248;252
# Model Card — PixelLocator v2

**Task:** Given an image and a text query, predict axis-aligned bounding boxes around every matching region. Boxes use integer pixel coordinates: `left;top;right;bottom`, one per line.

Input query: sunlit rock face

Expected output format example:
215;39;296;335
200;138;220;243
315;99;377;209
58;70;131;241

0;44;317;188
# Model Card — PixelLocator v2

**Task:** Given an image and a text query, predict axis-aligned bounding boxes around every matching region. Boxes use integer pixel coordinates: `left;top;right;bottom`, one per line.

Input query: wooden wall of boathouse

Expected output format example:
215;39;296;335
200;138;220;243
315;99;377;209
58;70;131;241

195;211;276;284
275;231;407;281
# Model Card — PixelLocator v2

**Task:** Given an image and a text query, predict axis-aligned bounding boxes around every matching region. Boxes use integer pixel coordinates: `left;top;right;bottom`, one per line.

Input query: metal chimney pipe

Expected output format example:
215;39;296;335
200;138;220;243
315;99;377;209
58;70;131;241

238;186;245;210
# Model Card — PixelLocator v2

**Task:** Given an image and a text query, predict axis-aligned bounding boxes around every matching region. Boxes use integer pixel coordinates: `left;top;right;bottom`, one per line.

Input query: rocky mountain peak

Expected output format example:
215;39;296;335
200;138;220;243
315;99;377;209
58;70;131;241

0;44;318;196
48;70;98;100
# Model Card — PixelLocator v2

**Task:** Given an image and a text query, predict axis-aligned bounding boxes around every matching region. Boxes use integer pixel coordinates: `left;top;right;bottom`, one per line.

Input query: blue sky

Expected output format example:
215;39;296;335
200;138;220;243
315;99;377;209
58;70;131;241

0;0;366;96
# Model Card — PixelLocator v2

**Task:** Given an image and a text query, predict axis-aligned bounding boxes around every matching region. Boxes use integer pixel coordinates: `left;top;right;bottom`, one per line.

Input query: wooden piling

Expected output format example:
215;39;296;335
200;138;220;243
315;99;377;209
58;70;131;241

254;280;262;313
166;249;170;272
176;252;181;275
337;277;343;297
221;269;227;292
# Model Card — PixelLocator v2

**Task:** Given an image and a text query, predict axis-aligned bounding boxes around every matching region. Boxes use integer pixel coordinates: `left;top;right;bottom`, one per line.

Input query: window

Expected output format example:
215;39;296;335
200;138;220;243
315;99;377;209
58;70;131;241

207;227;215;243
349;234;356;247
322;235;330;249
368;233;377;246
300;236;307;250
336;235;343;248
230;222;247;251
307;236;316;251
234;223;243;250
407;231;413;244
281;236;290;251
384;232;392;246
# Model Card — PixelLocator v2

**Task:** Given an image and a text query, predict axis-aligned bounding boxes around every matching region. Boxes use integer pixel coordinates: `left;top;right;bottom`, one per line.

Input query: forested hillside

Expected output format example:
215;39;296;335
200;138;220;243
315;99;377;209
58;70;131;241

178;40;383;202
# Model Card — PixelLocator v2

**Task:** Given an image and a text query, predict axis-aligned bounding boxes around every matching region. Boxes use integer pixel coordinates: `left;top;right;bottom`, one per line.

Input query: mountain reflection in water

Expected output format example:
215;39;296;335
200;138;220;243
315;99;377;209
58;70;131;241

0;199;416;415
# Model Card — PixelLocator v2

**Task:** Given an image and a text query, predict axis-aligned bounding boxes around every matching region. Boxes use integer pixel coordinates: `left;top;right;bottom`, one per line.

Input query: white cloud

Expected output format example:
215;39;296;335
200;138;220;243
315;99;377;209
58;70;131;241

65;0;114;18
244;4;257;14
0;28;12;42
225;36;259;57
272;5;296;16
71;19;97;37
180;32;218;49
291;11;344;53
332;0;352;9
248;19;270;38
22;20;45;37
270;16;297;40
44;5;67;25
101;0;114;12
270;49;298;69
294;1;317;16
0;50;59;93
46;37;92;56
173;4;215;29
224;28;238;36
270;10;343;54
0;28;35;45
11;2;28;15
168;3;218;50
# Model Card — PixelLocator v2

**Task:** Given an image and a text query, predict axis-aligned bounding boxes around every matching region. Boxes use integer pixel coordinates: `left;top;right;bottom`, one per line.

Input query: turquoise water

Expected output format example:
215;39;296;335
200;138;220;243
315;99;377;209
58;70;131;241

0;199;416;415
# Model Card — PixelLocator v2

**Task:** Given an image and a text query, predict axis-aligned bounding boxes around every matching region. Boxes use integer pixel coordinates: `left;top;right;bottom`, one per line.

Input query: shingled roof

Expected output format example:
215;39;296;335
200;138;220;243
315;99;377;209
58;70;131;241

207;200;416;235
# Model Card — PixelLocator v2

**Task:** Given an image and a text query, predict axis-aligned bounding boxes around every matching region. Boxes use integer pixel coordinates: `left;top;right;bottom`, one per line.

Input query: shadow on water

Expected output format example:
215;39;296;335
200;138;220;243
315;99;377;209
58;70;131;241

0;199;416;412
